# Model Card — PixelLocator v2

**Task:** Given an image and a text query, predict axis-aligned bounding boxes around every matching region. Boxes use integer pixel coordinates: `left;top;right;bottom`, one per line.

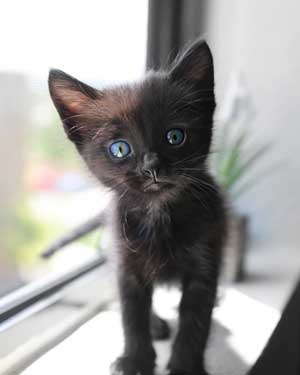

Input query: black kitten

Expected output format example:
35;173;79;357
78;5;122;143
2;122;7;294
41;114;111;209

48;39;227;375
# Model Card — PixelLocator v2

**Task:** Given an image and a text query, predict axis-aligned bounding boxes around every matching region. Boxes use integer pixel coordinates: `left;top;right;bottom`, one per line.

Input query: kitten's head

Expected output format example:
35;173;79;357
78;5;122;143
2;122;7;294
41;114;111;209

48;39;215;201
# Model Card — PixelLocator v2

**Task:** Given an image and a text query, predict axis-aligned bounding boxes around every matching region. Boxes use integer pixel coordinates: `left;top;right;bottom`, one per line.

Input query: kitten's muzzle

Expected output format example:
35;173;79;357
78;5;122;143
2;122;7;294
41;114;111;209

143;168;158;183
142;152;160;180
143;175;174;193
141;153;174;192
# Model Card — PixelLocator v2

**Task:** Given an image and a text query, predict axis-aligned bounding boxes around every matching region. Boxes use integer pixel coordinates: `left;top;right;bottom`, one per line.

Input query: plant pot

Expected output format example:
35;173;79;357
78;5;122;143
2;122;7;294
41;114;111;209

221;212;249;283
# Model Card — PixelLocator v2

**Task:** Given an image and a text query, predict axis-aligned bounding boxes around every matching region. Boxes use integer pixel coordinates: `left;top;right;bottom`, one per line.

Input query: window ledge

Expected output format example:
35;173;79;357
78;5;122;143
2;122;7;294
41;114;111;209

0;264;115;375
19;288;280;375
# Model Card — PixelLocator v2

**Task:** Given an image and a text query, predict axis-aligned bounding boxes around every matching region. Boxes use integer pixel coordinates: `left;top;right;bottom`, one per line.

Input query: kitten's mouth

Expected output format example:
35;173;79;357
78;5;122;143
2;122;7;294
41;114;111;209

143;180;174;193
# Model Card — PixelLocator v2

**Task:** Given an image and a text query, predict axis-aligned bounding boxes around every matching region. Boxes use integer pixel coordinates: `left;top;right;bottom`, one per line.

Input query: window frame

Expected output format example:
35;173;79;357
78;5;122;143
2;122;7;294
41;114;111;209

0;254;106;330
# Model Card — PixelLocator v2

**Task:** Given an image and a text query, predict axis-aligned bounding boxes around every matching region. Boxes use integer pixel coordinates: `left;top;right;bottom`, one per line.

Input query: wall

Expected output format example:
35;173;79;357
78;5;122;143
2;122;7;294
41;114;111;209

206;0;300;246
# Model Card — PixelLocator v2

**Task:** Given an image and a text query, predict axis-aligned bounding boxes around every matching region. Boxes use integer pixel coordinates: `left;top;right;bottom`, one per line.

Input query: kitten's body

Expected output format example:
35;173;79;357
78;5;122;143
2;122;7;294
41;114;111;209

49;40;227;375
116;173;225;284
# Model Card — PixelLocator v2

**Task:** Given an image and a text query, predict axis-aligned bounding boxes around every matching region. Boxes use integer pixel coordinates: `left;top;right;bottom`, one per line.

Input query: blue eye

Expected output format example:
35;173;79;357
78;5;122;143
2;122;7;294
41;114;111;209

109;140;131;158
166;128;185;145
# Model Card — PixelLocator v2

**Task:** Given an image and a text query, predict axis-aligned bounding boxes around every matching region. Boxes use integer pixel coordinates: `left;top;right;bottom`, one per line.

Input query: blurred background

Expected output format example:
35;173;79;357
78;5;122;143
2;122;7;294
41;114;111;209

1;0;300;332
0;0;148;297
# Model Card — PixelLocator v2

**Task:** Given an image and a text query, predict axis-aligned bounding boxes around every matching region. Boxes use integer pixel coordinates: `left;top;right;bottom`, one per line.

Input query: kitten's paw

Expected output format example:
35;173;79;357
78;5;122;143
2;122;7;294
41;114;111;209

110;356;154;375
151;313;170;340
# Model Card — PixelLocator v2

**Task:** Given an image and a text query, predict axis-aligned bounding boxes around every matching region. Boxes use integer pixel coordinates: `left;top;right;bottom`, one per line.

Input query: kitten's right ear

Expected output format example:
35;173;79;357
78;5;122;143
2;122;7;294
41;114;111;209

169;39;214;89
48;69;100;143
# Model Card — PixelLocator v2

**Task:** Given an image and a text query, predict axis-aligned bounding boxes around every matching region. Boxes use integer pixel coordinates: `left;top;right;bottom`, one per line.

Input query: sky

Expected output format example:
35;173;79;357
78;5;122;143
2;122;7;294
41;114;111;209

0;0;148;84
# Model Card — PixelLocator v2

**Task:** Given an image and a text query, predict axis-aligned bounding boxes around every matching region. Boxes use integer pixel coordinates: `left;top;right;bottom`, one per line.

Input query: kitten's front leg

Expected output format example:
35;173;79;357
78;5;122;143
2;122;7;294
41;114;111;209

110;269;156;375
167;270;218;375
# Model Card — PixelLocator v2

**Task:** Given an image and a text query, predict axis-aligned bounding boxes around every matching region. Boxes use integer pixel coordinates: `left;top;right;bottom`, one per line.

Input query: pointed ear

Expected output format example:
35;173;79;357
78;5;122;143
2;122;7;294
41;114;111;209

170;39;214;89
48;69;100;143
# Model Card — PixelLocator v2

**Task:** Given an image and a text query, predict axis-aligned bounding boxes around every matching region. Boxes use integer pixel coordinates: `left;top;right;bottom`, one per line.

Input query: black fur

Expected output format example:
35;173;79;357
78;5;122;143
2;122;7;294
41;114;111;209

48;39;227;375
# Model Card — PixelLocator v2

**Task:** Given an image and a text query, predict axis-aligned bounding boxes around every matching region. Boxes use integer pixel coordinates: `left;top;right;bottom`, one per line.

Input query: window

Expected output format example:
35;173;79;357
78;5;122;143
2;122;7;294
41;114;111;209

0;0;148;299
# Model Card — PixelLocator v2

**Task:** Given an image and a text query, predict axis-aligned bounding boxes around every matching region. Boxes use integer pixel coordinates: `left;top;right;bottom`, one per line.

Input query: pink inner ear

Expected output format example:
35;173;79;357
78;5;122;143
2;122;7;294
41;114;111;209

60;91;90;114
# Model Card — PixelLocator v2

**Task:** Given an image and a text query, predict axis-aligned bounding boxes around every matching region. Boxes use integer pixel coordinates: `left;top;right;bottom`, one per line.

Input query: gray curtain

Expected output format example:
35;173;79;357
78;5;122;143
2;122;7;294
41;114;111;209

146;0;208;70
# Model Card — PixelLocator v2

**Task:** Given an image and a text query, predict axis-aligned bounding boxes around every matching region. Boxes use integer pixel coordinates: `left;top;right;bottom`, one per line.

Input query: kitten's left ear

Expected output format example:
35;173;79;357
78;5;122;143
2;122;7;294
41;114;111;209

48;69;100;118
48;69;101;143
170;39;214;88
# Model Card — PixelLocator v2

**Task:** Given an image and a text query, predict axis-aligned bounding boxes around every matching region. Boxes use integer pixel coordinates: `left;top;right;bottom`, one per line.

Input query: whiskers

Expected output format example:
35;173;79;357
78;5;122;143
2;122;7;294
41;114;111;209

170;151;213;168
104;175;137;195
176;167;220;216
179;170;218;193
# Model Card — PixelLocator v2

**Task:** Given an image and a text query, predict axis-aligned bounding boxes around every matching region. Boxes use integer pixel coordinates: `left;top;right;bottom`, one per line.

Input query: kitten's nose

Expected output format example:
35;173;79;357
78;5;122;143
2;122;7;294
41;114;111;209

142;153;159;181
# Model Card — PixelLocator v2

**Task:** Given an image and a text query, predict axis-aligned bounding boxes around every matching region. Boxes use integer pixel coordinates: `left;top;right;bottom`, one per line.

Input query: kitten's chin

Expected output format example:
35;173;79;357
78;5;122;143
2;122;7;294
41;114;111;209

143;181;174;194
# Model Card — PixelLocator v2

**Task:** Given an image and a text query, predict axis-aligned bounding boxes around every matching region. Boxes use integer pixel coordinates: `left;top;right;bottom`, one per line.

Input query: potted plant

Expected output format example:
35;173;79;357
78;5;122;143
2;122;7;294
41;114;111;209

210;122;270;282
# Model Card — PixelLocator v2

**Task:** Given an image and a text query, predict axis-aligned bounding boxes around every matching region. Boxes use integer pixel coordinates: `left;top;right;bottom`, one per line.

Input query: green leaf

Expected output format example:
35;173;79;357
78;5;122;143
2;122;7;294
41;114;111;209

214;121;232;162
217;131;248;186
231;162;277;199
224;143;272;190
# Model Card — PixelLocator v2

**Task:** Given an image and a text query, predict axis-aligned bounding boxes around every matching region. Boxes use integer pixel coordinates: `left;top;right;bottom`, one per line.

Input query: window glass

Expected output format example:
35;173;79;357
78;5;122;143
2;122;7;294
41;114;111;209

0;0;148;297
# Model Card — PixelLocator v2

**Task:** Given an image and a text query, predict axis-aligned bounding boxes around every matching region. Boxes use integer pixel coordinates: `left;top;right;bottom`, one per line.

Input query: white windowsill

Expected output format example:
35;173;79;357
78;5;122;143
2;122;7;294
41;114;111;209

21;287;280;375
